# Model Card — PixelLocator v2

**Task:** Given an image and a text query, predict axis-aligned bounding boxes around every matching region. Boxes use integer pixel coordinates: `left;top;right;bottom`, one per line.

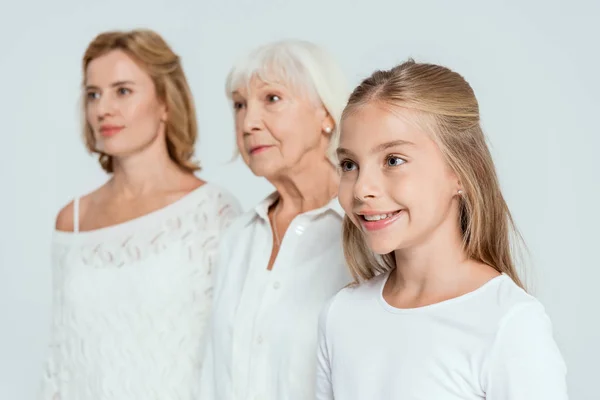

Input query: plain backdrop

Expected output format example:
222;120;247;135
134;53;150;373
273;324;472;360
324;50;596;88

0;0;598;398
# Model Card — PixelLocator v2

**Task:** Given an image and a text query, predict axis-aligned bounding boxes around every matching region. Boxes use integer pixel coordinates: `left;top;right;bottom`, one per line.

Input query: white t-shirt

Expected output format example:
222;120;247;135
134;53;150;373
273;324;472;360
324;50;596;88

316;271;568;400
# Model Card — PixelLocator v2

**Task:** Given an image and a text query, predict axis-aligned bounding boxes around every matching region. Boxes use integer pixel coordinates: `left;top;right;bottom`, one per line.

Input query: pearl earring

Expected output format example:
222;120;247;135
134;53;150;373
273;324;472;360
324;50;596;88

457;189;464;195
324;126;332;133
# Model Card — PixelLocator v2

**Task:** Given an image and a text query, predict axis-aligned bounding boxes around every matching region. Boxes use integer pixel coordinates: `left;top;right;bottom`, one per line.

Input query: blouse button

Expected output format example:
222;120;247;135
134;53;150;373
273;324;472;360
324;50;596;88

273;281;281;289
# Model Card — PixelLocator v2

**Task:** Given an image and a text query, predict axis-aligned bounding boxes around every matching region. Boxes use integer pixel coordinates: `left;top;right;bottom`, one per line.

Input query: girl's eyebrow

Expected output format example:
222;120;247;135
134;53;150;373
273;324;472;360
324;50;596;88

337;139;414;158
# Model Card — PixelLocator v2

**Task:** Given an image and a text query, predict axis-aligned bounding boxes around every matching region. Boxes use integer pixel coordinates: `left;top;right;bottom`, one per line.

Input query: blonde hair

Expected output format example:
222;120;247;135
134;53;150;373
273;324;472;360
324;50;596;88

342;59;526;289
82;29;200;173
225;39;349;164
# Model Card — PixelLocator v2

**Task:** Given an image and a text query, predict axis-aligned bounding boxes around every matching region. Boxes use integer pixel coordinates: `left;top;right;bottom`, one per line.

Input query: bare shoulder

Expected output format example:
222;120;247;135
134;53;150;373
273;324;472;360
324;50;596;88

164;175;207;203
55;201;75;232
54;183;109;232
470;260;503;286
185;175;206;191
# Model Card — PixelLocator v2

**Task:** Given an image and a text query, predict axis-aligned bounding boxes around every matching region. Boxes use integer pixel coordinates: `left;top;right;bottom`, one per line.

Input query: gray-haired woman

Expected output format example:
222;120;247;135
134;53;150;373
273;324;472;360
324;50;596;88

199;40;352;399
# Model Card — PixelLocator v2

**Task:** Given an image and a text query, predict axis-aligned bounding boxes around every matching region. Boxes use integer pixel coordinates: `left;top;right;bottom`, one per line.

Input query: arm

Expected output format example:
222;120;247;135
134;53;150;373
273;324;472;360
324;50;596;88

198;329;216;399
212;188;242;288
484;301;568;400
315;298;335;400
216;188;243;233
39;212;69;400
197;189;242;398
39;359;60;400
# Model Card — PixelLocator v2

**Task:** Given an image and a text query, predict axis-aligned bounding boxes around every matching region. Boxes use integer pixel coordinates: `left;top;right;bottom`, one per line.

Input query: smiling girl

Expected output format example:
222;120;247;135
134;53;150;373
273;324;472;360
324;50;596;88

315;60;568;399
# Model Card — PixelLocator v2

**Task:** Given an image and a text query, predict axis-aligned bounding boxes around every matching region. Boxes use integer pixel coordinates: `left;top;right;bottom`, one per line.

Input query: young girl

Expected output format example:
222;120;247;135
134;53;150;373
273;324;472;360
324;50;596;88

315;60;568;399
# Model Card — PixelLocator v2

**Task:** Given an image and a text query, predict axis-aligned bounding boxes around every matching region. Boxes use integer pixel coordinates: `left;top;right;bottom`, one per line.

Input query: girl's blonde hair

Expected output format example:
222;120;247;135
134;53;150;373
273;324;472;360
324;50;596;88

342;59;525;289
82;29;200;173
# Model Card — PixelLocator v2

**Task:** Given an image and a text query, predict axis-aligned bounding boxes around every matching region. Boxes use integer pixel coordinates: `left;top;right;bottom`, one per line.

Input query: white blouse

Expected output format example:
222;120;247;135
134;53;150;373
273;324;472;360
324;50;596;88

39;184;242;400
199;193;352;400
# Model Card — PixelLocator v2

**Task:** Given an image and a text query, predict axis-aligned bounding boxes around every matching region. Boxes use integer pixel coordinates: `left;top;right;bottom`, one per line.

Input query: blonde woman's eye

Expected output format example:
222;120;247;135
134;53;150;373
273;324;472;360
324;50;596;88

87;91;100;100
117;87;131;96
386;155;405;167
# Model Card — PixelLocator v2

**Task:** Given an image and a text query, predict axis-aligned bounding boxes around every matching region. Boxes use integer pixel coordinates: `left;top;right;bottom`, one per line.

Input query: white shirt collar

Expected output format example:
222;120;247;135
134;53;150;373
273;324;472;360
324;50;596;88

239;191;345;226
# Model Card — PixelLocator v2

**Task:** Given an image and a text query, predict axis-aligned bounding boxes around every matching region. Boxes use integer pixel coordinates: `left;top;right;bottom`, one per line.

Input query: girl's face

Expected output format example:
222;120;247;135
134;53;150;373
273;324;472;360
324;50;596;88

337;103;462;255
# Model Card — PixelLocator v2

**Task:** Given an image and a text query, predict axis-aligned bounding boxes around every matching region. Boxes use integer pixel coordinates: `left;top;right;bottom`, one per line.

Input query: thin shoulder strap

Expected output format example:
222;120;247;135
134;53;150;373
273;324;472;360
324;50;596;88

73;197;80;233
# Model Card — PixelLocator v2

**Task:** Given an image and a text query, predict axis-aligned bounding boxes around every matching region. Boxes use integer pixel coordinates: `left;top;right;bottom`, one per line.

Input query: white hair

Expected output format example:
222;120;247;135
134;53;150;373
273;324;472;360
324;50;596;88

225;39;349;164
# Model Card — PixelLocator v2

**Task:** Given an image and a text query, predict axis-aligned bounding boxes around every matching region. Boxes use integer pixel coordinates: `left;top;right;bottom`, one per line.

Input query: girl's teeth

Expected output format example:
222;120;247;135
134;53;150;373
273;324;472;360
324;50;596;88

363;212;398;221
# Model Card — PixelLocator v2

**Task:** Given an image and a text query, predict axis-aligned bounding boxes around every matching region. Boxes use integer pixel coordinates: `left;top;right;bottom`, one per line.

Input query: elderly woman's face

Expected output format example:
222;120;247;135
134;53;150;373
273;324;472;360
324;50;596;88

231;77;332;178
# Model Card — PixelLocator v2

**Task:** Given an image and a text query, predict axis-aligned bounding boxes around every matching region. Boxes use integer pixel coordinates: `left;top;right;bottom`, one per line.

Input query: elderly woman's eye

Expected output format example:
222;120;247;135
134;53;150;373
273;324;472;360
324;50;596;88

233;101;245;110
267;94;281;103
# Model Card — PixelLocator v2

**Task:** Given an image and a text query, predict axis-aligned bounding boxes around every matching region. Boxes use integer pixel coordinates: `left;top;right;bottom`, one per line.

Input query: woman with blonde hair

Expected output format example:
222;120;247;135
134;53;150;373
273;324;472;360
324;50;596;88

199;40;352;399
315;59;568;399
39;29;241;399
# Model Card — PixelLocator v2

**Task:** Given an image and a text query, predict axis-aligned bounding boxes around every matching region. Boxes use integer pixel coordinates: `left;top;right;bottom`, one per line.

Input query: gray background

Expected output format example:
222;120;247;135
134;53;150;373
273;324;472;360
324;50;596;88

0;0;598;398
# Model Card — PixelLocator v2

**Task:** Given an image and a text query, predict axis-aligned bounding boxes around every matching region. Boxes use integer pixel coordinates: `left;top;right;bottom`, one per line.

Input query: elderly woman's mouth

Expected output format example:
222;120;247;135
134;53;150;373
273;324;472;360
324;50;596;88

249;145;275;155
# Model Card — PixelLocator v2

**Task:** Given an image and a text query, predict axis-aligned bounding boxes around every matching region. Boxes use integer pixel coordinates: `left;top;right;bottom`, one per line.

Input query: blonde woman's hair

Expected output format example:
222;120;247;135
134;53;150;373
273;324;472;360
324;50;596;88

82;29;200;173
225;39;349;164
342;59;526;289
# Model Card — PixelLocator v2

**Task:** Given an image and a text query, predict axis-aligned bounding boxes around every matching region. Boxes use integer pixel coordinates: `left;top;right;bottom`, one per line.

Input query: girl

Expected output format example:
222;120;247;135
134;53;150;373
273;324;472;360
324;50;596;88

315;60;568;399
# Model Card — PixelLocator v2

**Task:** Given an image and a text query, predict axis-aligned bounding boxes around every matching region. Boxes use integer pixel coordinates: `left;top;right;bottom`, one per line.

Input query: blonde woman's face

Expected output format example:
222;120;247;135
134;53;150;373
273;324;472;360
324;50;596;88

231;77;332;179
337;103;461;255
85;50;167;158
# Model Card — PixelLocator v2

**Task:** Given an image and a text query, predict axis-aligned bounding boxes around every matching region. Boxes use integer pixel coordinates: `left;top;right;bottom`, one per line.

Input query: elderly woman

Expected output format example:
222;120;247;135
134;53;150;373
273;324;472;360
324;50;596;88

200;40;351;399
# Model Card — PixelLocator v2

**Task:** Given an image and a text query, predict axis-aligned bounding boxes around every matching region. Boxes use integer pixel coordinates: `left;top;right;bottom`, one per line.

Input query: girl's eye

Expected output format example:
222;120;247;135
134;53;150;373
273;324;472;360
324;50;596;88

339;160;357;172
87;91;100;100
267;94;281;103
386;155;406;167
